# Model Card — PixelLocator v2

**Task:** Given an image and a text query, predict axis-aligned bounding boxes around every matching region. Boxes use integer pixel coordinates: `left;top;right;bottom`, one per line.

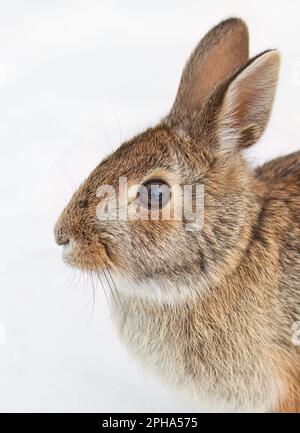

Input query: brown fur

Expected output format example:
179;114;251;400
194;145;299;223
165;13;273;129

55;18;300;412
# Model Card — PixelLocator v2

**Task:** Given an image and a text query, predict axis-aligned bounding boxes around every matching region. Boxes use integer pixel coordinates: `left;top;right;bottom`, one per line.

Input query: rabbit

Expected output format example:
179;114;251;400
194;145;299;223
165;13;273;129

55;18;300;412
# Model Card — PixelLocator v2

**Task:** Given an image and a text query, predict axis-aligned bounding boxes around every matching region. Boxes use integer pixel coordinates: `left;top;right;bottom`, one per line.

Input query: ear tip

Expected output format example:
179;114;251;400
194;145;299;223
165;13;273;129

216;18;249;57
262;49;281;71
271;51;281;78
270;49;281;61
208;17;249;42
219;17;249;36
224;17;248;27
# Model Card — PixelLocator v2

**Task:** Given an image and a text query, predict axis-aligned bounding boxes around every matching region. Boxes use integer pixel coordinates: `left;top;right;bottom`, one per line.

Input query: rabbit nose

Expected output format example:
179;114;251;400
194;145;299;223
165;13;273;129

57;236;69;246
55;227;70;246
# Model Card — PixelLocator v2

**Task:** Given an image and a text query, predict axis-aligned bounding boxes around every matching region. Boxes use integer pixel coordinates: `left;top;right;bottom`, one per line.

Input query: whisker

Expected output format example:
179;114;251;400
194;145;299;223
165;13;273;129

74;270;89;305
50;156;77;193
34;145;78;195
87;268;96;323
95;270;112;312
55;187;70;205
89;123;115;152
68;267;84;297
90;255;112;313
105;264;126;318
72;271;95;318
103;267;119;310
64;267;78;293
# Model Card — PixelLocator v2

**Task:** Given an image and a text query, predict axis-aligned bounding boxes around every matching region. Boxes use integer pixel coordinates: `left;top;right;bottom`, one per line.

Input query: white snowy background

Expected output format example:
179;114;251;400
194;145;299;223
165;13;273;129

0;0;300;412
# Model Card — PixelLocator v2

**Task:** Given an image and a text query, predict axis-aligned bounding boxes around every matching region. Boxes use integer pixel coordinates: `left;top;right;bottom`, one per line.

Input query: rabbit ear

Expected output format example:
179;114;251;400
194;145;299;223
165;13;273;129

169;18;249;121
217;50;280;151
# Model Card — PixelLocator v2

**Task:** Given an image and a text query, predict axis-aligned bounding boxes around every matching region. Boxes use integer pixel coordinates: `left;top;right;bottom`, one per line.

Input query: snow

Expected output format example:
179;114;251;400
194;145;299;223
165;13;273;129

0;0;299;412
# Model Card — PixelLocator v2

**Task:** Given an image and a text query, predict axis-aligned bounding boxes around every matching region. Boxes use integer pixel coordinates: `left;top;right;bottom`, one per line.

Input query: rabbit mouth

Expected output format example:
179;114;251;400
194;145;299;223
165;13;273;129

62;237;113;271
62;239;73;256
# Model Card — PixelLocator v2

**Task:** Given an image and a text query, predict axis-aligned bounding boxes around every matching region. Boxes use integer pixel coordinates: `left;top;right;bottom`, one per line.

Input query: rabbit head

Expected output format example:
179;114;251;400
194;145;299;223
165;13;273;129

55;18;280;301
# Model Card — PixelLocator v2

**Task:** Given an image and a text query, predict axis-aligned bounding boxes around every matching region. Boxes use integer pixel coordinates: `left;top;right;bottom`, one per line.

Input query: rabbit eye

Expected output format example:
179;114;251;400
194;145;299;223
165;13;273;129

139;180;170;210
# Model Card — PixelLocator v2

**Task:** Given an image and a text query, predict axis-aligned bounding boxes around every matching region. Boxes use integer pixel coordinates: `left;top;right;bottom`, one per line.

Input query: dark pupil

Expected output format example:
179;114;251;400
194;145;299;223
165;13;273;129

146;182;167;209
147;183;163;207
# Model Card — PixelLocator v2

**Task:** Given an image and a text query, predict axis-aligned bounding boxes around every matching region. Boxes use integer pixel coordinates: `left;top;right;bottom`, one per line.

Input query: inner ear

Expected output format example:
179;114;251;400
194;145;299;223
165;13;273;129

169;18;249;122
216;50;280;151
